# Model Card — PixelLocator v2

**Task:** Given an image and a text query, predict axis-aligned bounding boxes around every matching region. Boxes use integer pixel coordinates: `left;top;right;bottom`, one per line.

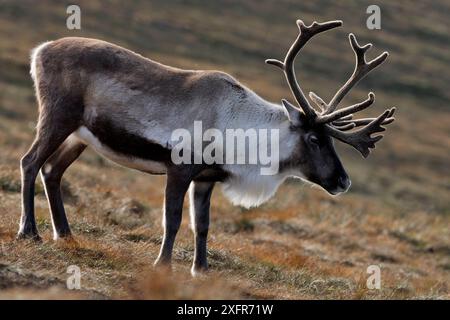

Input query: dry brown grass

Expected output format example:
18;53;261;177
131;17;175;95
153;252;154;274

0;0;449;299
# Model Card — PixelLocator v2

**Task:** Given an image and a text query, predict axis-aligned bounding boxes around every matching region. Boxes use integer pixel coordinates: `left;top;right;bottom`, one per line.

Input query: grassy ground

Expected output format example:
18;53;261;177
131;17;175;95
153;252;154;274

0;0;448;299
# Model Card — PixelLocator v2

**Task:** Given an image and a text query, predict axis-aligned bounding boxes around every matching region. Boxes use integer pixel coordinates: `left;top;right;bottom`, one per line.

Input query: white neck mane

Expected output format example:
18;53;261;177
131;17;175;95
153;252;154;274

219;91;300;208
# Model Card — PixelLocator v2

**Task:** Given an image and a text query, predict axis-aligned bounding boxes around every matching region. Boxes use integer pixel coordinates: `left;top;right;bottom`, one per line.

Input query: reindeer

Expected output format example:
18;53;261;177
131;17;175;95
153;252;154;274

19;19;394;275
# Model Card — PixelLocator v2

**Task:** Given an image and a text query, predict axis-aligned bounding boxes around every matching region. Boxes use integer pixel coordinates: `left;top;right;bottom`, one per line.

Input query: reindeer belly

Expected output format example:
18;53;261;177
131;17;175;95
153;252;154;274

74;126;168;174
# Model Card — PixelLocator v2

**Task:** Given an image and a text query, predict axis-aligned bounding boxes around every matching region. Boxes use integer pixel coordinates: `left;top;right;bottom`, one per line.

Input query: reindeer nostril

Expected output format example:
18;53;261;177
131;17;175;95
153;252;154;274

338;176;350;189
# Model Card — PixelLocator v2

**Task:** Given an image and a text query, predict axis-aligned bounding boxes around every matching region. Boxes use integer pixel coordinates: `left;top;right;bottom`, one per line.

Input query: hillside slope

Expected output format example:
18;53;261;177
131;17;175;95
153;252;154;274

0;0;448;299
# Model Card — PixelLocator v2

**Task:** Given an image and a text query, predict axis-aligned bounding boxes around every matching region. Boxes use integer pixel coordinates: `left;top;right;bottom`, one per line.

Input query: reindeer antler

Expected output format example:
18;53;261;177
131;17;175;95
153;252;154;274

266;20;343;119
324;107;396;157
266;20;396;158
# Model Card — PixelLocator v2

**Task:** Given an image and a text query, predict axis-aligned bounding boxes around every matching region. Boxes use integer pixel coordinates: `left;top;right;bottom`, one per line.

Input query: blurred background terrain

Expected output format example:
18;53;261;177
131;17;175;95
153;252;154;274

0;0;448;299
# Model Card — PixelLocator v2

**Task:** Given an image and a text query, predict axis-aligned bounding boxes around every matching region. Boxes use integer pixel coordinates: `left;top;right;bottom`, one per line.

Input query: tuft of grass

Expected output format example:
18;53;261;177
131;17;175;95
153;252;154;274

121;233;151;243
126;268;245;300
389;230;427;249
0;175;21;193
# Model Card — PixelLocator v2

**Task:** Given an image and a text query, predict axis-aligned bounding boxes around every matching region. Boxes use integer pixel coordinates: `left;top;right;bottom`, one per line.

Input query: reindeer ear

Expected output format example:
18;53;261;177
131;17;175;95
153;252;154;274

282;99;303;126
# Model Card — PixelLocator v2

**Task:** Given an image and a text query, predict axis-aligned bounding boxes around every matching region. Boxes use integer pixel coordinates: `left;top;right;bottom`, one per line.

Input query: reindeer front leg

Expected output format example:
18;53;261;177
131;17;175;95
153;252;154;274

189;181;215;276
154;169;192;267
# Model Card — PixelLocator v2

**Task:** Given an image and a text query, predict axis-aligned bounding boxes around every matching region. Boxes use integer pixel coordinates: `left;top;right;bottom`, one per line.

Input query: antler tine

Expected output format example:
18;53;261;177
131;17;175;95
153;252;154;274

332;106;395;130
332;122;356;131
325;107;396;157
338;114;354;121
333;107;395;128
323;33;389;115
266;19;343;119
317;92;375;124
309;91;327;113
333;117;395;129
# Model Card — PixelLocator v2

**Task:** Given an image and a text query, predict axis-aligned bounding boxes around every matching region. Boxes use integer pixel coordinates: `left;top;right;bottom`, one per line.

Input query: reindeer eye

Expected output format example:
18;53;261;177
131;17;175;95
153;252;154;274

309;135;320;146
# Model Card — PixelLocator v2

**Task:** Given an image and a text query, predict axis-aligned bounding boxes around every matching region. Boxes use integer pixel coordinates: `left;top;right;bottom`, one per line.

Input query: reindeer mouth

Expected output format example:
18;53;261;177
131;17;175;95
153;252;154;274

327;186;348;196
323;176;351;195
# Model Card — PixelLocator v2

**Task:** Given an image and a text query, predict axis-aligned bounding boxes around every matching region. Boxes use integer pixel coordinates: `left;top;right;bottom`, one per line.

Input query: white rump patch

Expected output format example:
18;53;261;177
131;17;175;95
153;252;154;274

30;41;53;81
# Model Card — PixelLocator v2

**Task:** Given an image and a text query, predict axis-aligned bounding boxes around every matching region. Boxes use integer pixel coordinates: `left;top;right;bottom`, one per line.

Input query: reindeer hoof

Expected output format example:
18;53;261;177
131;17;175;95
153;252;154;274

191;264;209;277
54;234;78;247
153;258;172;271
16;231;42;242
53;229;72;239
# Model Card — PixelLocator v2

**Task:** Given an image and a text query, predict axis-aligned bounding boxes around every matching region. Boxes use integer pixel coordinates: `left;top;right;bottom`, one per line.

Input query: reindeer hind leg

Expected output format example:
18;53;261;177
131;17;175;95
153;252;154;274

40;136;86;240
18;95;83;240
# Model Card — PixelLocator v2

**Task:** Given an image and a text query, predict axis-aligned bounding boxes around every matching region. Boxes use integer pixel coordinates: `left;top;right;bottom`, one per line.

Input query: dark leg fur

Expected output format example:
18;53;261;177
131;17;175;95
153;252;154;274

154;168;194;267
18;95;83;240
190;181;215;275
40;139;86;239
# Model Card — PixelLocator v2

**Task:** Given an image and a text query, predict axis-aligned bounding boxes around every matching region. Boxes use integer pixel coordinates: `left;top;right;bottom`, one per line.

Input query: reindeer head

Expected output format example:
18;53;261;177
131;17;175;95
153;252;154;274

267;20;395;195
